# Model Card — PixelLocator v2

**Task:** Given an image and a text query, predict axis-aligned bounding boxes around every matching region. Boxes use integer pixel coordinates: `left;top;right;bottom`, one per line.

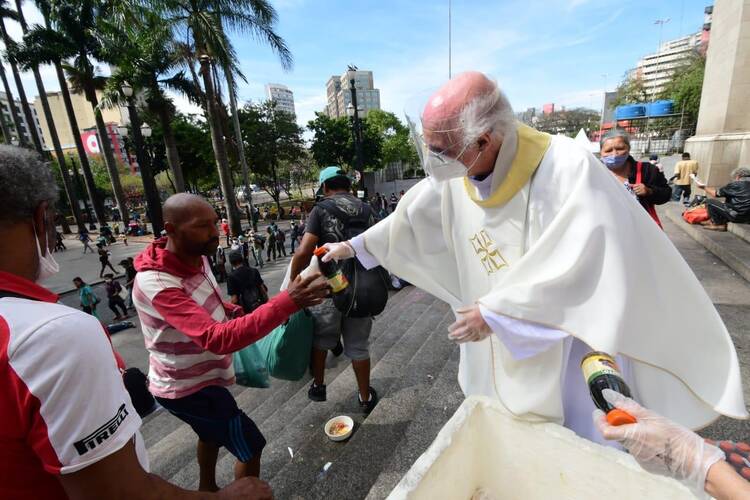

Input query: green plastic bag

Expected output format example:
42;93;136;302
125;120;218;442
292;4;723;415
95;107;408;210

256;309;314;381
232;343;270;388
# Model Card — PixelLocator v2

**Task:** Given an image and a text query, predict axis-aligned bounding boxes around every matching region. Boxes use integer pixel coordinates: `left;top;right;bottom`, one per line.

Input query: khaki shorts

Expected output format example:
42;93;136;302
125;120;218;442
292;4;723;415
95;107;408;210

310;299;373;360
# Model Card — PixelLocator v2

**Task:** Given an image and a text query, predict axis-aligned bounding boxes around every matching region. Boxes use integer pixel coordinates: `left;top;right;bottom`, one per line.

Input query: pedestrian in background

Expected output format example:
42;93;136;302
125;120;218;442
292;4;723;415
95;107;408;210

104;273;129;320
215;245;228;282
73;277;100;318
54;231;66;252
670;152;699;206
79;227;94;254
221;218;231;246
120;257;137;309
227;251;268;313
98;244;117;277
266;226;277;261
275;227;287;258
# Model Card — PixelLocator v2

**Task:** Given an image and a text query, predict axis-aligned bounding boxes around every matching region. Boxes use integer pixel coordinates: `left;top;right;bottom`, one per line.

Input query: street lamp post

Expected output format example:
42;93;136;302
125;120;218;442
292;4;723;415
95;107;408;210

121;83;164;235
347;78;365;190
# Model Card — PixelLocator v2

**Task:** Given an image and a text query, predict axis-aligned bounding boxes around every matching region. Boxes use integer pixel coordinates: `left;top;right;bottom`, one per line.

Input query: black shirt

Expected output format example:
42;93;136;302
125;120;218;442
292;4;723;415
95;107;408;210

226;266;264;298
718;180;750;216
626;159;671;209
124;266;137;288
305;193;375;244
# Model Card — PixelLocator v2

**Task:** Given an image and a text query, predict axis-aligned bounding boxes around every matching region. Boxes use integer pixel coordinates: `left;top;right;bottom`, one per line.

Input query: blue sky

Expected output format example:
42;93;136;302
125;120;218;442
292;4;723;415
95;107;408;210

224;0;711;127
6;0;711;129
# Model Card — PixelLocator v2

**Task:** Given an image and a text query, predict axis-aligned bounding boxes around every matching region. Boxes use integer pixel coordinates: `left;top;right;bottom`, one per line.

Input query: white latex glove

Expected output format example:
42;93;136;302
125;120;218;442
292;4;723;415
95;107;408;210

593;389;725;498
448;305;492;343
320;241;355;262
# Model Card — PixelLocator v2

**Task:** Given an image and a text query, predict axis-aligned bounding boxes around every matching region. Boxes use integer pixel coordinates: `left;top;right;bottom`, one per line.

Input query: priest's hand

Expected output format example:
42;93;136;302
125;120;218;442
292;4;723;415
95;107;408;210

448;305;492;343
593;389;724;497
320;242;355;262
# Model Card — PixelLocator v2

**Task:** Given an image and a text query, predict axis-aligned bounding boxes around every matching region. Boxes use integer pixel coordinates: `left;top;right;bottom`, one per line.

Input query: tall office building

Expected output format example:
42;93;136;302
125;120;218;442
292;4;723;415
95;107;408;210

0;92;46;148
325;69;380;118
633;6;713;98
265;83;296;115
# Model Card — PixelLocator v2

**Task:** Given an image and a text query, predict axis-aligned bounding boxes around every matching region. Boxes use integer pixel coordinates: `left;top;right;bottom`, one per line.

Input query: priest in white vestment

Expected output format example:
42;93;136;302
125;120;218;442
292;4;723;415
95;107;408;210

322;72;747;447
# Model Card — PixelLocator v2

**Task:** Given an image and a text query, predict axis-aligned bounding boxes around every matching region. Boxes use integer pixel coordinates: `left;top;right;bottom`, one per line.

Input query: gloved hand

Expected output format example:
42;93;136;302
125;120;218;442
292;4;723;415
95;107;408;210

593;389;725;497
448;305;492;343
320;241;355;262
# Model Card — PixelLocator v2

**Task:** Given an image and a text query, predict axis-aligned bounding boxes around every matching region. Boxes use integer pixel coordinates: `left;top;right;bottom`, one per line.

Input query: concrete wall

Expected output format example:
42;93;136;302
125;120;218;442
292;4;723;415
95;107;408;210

685;0;750;185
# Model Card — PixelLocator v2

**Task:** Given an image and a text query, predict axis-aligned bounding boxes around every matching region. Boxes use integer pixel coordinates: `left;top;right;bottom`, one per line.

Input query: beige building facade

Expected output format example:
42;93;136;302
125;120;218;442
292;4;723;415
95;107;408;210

685;0;750;185
33;90;124;151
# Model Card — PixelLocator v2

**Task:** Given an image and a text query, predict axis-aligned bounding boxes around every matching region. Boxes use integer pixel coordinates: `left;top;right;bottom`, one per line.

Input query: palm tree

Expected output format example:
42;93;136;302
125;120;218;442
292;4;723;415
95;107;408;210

18;0;129;224
16;0;106;225
165;0;292;236
100;13;192;193
0;0;43;154
12;0;84;231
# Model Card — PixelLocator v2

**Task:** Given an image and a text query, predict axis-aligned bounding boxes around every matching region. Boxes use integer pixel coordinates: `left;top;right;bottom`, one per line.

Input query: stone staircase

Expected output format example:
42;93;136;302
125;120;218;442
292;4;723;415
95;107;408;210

660;204;750;283
142;286;464;499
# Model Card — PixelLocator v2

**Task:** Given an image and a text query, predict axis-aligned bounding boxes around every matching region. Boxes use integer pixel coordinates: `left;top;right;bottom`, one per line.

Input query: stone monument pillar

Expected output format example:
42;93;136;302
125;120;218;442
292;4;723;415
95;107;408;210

686;0;750;185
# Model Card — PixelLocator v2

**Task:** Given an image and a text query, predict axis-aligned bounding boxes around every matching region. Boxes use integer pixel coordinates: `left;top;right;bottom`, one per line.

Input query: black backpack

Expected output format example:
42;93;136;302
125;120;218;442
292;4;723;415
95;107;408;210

316;198;390;318
122;367;156;418
240;284;265;313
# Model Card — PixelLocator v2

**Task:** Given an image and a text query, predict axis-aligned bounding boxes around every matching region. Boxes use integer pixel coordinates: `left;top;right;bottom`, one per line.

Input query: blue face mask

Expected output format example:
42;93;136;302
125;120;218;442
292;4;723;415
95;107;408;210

602;153;629;170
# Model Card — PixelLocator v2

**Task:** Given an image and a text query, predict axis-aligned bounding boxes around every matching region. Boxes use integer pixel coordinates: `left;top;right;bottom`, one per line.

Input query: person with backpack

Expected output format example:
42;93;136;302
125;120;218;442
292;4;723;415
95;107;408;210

290;166;385;414
227;251;268;313
103;273;129;321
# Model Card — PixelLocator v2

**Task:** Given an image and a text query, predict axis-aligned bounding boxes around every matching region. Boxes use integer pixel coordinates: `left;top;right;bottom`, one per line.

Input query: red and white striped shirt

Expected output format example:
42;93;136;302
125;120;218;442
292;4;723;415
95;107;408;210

133;239;298;399
0;272;147;499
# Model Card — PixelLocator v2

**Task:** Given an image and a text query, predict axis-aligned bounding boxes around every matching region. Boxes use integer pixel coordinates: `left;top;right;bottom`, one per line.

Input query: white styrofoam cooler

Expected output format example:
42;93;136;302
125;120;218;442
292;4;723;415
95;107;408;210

388;396;698;500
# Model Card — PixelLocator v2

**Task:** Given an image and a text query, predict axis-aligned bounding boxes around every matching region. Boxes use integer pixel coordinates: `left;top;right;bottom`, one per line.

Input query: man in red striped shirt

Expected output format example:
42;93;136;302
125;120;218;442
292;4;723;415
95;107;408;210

0;146;273;499
133;193;328;491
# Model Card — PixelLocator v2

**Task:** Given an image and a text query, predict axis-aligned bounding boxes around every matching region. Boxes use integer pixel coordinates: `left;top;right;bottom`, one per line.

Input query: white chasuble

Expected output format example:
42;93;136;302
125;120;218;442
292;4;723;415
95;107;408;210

361;123;747;430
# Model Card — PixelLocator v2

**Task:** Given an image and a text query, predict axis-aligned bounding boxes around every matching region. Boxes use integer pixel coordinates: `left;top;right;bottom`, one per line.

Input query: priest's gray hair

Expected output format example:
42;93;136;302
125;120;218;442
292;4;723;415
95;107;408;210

0;145;58;224
732;167;750;179
600;128;631;147
459;86;515;148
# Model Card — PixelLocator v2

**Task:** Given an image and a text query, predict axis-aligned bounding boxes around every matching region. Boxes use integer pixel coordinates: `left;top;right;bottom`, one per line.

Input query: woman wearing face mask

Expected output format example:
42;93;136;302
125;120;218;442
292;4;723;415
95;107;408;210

599;129;671;226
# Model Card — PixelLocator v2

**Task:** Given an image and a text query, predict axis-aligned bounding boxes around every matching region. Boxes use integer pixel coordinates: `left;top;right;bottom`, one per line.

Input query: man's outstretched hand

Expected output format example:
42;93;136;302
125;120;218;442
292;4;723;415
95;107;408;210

287;273;329;308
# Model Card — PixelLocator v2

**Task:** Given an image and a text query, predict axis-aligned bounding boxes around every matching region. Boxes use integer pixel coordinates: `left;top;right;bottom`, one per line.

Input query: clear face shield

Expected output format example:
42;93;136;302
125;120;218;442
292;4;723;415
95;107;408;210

405;114;475;187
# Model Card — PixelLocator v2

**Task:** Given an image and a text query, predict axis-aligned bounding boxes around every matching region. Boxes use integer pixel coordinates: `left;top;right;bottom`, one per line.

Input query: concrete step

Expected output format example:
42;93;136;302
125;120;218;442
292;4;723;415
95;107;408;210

364;348;462;500
146;287;418;482
661;204;750;283
729;222;750;245
295;309;456;500
217;292;448;489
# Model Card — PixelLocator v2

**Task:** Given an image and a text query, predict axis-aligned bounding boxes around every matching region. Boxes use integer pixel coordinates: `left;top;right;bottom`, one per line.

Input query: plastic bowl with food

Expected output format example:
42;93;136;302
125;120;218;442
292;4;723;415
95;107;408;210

325;415;354;441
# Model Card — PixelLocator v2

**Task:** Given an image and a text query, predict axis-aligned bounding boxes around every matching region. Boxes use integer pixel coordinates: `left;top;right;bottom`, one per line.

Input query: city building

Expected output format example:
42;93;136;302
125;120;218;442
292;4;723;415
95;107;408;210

542;103;555;115
325;69;381;118
325;76;342;117
0;92;46;148
265;83;296;115
33;89;128;164
516;107;538;125
633;5;713;98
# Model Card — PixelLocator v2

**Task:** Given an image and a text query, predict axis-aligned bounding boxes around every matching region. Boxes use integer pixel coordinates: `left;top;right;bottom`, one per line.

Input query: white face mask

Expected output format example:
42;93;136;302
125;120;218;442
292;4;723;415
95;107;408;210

406;114;483;187
423;144;483;183
34;222;60;282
